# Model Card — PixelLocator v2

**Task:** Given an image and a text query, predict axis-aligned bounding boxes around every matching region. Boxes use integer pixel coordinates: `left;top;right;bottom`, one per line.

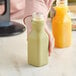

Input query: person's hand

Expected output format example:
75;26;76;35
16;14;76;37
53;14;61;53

45;25;55;56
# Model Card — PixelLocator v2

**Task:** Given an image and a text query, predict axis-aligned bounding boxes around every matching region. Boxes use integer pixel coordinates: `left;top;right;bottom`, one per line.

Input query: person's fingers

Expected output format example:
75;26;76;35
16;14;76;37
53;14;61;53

49;33;55;56
49;0;55;7
50;37;55;52
45;26;55;56
51;32;55;48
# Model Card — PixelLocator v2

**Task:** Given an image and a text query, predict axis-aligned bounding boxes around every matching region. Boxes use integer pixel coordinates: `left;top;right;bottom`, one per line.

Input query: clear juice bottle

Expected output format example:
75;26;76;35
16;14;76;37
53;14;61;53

52;0;72;48
28;13;49;67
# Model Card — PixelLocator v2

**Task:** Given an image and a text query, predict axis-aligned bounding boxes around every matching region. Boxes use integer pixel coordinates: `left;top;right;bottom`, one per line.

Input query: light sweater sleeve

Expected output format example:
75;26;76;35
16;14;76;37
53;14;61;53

10;0;25;19
44;0;54;8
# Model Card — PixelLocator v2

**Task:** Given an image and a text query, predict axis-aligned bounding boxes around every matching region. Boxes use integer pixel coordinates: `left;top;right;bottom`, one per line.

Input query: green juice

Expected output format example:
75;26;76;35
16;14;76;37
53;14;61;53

28;13;49;67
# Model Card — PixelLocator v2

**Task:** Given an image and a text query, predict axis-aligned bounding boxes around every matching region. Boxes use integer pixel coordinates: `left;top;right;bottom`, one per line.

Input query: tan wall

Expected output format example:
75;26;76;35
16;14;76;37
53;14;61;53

69;0;76;2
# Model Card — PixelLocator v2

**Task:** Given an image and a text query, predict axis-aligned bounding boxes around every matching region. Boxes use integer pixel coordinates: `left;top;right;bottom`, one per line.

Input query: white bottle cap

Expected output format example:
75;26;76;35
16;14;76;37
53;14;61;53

56;0;68;6
32;12;44;21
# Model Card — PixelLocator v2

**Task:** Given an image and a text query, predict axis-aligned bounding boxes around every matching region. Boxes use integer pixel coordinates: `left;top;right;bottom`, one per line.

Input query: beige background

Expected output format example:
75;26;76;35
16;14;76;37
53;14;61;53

69;5;76;13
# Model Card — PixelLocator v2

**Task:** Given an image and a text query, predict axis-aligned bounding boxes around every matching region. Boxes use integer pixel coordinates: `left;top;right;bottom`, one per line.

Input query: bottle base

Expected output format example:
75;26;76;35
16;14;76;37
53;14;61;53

55;44;71;48
28;62;48;67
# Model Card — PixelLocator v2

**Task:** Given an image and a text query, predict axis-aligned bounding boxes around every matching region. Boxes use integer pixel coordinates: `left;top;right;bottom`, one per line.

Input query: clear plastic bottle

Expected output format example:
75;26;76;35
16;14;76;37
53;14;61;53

28;12;49;67
52;0;72;48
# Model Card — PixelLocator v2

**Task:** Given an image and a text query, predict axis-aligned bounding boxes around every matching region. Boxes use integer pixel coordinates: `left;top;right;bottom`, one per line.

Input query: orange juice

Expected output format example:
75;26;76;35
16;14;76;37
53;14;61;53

52;0;72;48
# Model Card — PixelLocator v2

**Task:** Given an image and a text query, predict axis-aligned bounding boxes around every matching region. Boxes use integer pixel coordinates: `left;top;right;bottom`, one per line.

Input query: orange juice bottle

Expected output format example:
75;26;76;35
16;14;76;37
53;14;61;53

52;0;72;48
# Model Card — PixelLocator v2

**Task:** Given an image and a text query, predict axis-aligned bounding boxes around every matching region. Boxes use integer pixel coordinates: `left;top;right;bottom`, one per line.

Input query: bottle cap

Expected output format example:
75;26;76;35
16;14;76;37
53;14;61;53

32;12;44;21
56;0;68;6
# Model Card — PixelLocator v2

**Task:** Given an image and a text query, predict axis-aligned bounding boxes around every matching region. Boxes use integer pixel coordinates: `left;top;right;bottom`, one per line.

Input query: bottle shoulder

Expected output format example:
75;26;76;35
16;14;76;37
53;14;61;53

28;31;48;40
53;6;69;18
52;11;72;24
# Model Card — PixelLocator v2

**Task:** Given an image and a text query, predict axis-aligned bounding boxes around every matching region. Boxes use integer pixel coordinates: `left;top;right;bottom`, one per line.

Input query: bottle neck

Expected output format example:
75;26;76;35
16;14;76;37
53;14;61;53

32;20;44;32
32;12;45;32
56;0;68;7
56;0;69;14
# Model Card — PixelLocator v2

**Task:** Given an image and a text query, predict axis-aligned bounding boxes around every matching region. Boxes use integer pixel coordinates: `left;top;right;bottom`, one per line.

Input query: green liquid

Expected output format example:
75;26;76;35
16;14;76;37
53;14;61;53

28;20;49;67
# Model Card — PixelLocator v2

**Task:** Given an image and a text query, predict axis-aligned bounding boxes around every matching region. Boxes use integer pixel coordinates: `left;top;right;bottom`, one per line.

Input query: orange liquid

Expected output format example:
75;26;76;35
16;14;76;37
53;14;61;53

52;6;72;48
